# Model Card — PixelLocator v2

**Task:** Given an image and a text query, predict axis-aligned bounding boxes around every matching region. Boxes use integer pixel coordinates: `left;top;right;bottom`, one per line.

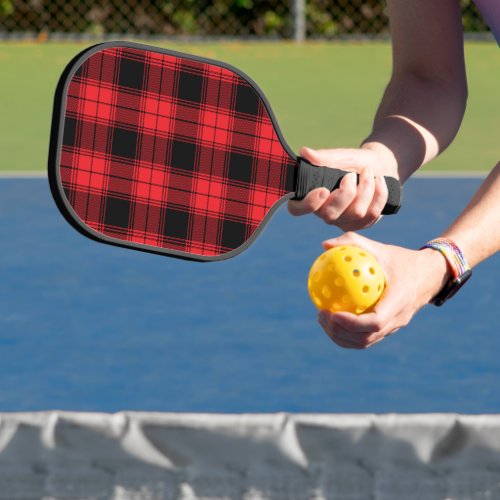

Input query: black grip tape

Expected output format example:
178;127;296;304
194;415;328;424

293;158;402;215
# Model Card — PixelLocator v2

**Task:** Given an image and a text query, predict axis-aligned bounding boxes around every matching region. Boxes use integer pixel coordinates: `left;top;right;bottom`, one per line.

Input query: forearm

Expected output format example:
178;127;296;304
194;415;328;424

362;72;467;183
418;162;500;302
361;0;467;183
441;162;500;267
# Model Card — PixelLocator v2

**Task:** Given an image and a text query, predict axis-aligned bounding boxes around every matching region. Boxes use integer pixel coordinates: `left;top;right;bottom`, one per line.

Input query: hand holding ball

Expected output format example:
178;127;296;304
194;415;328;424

308;245;385;314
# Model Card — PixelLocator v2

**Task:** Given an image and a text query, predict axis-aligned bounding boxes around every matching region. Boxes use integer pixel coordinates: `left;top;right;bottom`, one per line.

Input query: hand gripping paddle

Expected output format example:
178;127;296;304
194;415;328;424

49;41;401;261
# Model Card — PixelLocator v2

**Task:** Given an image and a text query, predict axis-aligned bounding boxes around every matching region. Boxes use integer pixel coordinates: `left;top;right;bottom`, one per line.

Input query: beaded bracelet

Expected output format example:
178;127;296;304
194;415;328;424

420;237;472;306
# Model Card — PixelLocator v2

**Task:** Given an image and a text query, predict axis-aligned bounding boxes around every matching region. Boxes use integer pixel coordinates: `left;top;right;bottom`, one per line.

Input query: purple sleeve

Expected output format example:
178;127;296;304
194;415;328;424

473;0;500;45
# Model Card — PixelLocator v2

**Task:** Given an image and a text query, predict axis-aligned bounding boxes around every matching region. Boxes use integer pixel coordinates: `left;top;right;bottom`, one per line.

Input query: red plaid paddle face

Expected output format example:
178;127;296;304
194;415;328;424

49;42;401;261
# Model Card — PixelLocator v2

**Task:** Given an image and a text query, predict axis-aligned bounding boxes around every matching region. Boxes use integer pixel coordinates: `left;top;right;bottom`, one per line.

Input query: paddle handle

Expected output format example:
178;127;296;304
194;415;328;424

293;157;402;215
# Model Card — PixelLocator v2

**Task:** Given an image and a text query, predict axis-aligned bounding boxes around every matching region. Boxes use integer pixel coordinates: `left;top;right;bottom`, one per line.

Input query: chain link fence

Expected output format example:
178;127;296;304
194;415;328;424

0;0;491;39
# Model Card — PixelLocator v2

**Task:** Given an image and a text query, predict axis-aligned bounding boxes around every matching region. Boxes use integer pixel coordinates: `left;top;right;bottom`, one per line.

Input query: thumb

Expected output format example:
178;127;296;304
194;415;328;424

322;231;368;250
299;146;325;166
299;147;366;171
321;233;388;271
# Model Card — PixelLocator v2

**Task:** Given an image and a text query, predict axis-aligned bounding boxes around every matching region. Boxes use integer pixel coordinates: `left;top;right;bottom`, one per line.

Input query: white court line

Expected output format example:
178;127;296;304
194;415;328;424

0;170;489;179
0;171;47;178
414;170;487;178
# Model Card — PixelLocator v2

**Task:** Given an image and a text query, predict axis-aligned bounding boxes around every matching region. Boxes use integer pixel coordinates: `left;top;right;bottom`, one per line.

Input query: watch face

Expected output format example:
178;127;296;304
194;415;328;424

432;269;472;306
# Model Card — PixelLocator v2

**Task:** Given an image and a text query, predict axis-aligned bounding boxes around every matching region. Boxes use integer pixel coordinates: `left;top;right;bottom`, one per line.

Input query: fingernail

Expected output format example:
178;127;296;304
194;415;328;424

319;189;329;200
341;173;354;186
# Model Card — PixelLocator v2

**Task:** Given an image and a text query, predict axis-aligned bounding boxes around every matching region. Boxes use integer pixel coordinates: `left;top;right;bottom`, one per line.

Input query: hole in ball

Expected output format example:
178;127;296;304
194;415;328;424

362;285;369;293
342;295;351;304
344;256;352;262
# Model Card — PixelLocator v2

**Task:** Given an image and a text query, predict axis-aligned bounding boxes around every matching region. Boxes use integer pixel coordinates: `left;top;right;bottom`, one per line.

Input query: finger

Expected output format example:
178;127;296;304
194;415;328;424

328;327;378;349
321;232;388;272
331;336;364;349
332;293;402;339
321;324;365;349
293;146;368;222
318;311;371;349
288;187;330;216
325;172;390;231
339;213;383;232
329;317;390;349
322;231;370;251
299;146;327;166
331;324;371;348
364;335;386;348
361;328;399;349
315;172;357;224
329;311;385;335
342;164;376;221
363;174;389;224
319;310;392;349
385;328;400;337
372;174;389;214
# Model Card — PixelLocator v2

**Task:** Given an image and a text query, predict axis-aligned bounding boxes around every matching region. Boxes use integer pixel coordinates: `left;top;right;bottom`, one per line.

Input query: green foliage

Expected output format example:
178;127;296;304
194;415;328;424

0;0;14;16
263;10;284;35
0;0;490;36
307;3;338;36
172;9;198;34
235;0;254;8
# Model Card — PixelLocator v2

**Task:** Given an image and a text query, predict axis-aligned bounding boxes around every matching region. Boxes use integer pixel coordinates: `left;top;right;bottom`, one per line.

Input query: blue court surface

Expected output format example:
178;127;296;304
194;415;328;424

0;176;498;413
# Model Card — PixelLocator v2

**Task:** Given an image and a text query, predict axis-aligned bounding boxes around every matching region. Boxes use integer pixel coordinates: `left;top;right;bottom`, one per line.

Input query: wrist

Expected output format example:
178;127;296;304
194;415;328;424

361;141;399;178
417;248;453;303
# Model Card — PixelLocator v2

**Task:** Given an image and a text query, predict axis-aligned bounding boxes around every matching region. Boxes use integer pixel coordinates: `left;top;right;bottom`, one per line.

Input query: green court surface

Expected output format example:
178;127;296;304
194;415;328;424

0;41;497;173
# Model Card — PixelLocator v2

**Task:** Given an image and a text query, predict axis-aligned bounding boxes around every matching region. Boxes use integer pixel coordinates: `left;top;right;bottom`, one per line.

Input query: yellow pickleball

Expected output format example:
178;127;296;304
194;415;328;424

308;245;385;314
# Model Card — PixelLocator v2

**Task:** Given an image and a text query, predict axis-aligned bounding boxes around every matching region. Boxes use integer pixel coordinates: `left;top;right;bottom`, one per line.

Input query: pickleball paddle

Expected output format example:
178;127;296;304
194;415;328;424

48;41;401;261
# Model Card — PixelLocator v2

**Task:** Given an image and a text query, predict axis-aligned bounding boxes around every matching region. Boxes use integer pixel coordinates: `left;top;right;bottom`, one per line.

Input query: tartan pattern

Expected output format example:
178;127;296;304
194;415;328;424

58;44;297;258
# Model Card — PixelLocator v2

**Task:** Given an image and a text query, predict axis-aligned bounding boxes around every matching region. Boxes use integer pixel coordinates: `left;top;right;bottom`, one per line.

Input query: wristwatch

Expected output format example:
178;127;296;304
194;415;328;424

421;238;472;306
